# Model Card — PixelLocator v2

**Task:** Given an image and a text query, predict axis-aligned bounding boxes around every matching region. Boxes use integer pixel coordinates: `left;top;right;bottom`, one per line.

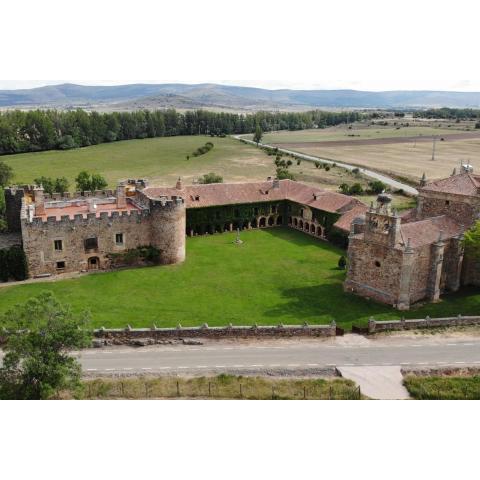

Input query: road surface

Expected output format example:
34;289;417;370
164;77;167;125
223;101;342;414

235;135;419;196
73;335;480;375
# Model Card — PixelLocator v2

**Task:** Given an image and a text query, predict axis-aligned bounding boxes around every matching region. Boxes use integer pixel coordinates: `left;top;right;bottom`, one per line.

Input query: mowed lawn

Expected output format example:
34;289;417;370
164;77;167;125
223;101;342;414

3;135;275;188
0;228;479;329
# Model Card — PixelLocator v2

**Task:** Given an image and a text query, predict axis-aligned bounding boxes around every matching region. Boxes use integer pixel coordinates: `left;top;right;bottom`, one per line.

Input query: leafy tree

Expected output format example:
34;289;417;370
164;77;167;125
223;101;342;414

314;161;320;169
57;134;77;150
253;125;263;145
34;176;55;194
339;183;351;195
275;167;295;180
464;221;480;259
349;183;364;195
338;255;347;269
368;180;387;194
54;177;70;195
352;167;360;175
75;170;91;191
0;292;92;399
6;246;28;280
0;161;13;187
198;172;223;184
75;171;107;192
90;173;108;191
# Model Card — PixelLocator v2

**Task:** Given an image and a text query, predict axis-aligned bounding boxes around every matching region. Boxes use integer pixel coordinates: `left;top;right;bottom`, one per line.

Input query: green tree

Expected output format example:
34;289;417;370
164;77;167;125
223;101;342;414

90;173;108;191
275;167;295;180
0;161;13;187
198;172;224;184
34;176;55;194
6;246;28;280
464;221;480;258
339;183;351;195
0;292;92;400
349;183;364;195
54;177;70;195
338;255;347;270
75;170;91;191
368;180;387;194
253;125;263;145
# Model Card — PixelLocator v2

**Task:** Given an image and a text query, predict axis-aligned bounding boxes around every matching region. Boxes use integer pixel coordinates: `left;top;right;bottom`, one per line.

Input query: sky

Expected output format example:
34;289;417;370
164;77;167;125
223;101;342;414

1;0;479;92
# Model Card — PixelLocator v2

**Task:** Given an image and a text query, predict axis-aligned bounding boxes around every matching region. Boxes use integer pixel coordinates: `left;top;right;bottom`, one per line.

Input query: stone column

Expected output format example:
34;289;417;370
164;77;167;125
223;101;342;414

397;239;415;310
427;234;446;301
447;235;464;292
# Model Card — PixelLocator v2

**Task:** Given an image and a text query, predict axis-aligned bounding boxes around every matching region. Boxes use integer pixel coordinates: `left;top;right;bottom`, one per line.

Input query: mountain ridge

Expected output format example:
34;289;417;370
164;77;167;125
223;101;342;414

1;83;480;110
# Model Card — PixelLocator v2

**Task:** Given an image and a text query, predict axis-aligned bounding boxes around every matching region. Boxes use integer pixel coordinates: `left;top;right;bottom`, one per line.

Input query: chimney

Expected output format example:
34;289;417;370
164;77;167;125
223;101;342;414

87;198;97;213
419;172;427;187
272;178;280;189
116;183;127;208
175;177;184;191
34;185;45;216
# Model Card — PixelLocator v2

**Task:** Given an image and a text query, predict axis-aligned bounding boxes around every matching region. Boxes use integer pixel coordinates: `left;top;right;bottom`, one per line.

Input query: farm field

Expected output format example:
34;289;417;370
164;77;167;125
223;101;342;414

247;124;469;144
2;135;276;188
0;228;478;330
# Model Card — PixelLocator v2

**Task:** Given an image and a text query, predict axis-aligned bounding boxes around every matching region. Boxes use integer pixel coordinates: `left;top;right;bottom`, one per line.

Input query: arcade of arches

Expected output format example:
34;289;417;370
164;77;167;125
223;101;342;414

186;200;338;242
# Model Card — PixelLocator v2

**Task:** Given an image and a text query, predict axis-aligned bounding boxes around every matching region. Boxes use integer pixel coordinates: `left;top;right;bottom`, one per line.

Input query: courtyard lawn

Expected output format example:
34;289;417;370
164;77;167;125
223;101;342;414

0;228;479;329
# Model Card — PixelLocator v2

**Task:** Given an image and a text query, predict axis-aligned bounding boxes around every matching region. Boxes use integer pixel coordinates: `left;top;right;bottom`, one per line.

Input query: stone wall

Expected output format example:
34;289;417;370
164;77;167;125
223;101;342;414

22;210;152;276
4;188;25;232
94;323;337;344
344;235;403;305
367;315;480;333
417;191;480;226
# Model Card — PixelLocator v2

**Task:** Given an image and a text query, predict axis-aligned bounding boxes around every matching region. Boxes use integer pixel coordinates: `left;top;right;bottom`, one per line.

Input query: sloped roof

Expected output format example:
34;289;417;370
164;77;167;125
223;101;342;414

399;215;463;248
420;173;480;196
143;179;365;214
333;205;368;232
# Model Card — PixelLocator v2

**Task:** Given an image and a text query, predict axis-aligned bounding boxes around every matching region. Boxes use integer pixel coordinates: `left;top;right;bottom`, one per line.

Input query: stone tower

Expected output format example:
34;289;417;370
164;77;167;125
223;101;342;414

149;195;186;264
363;193;401;248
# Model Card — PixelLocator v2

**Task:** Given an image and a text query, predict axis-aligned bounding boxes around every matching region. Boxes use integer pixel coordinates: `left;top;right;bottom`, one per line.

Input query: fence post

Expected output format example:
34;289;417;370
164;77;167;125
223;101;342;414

303;386;306;400
121;382;125;397
145;382;149;398
272;386;275;400
176;381;180;397
239;384;243;398
208;382;211;397
329;386;332;400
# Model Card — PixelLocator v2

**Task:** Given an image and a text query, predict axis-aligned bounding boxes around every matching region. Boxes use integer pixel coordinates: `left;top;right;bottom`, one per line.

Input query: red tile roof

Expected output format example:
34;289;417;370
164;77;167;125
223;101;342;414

399;215;463;248
143;179;368;232
420;173;480;196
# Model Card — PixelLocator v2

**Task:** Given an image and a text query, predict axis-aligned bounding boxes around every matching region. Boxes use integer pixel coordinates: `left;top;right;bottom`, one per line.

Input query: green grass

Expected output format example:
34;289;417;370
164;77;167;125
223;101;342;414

1;228;479;329
74;375;360;400
3;135;274;188
404;375;480;400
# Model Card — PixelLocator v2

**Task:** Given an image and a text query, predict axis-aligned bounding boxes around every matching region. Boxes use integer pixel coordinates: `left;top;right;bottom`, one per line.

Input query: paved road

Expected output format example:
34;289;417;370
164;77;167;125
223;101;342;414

73;335;480;375
235;135;419;195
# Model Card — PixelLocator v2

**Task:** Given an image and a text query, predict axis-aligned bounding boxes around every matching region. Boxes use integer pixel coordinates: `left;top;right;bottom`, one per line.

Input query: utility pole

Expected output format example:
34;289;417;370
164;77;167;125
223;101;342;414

431;136;437;161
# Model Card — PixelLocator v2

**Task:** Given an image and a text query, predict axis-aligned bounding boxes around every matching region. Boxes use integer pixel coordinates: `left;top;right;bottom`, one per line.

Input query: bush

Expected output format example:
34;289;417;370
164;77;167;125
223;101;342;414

352;167;360;175
57;135;77;150
4;246;28;281
339;183;350;195
368;180;387;194
276;168;295;180
325;165;330;171
349;183;364;195
192;142;214;157
198;173;223;184
338;255;347;270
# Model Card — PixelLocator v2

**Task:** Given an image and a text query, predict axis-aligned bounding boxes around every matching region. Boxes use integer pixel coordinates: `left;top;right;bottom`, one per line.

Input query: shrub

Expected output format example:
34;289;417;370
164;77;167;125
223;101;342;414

325;165;330;171
276;168;295;180
352;167;360;175
6;246;28;281
198;173;223;184
368;180;387;194
338;255;347;270
339;183;350;195
349;183;364;195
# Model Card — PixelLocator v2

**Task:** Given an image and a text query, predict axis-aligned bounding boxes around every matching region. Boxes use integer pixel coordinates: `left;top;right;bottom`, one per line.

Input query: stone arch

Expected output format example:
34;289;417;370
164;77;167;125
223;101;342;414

268;216;275;226
88;256;100;270
310;224;315;234
288;216;292;225
305;222;309;231
224;223;231;232
294;218;298;227
299;220;303;229
316;225;323;237
259;217;266;228
277;216;283;225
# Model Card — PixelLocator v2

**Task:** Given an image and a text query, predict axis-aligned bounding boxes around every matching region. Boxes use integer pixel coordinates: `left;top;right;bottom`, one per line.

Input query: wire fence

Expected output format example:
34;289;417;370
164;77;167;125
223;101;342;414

82;377;362;400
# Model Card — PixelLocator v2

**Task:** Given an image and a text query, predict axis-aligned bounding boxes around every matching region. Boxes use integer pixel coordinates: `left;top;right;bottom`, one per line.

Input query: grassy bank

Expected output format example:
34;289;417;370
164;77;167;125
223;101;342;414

1;228;479;329
404;375;480;400
75;375;361;400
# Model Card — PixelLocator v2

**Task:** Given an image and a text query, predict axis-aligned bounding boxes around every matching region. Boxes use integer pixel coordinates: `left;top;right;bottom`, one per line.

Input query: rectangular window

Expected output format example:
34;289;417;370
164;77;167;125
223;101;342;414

84;237;98;251
56;261;65;270
54;239;63;251
115;233;124;245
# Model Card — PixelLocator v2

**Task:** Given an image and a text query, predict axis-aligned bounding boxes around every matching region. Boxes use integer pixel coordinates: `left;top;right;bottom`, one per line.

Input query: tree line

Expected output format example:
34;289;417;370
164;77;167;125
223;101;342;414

413;108;480;120
0;108;364;155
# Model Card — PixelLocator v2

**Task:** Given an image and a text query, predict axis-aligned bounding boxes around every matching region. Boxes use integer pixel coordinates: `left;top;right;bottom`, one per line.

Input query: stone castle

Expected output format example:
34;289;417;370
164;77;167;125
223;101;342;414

2;168;479;311
2;177;365;277
345;166;480;309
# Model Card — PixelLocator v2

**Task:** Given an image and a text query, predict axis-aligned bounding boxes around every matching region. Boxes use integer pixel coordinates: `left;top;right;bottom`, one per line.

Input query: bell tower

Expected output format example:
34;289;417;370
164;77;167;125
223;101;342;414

364;193;401;247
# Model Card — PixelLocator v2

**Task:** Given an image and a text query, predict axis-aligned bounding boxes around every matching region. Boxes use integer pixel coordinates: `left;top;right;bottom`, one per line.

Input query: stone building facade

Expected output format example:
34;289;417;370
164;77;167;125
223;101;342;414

2;178;365;278
344;168;480;309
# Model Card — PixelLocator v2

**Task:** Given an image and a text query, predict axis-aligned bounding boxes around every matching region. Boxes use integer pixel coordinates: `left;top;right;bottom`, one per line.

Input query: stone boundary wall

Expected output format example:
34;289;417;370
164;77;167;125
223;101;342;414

94;323;337;343
368;315;480;333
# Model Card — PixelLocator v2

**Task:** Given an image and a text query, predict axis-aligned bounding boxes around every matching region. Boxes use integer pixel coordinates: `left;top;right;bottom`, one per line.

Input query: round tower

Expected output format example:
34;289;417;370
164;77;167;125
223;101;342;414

149;195;186;264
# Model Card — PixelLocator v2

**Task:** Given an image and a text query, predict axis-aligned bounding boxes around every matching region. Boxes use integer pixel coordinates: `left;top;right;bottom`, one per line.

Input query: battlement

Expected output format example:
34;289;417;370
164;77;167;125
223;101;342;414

25;207;151;227
150;195;185;209
43;190;115;201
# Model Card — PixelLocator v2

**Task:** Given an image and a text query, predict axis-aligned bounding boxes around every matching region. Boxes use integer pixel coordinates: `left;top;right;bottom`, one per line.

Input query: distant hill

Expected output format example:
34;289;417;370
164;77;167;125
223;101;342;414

2;83;480;110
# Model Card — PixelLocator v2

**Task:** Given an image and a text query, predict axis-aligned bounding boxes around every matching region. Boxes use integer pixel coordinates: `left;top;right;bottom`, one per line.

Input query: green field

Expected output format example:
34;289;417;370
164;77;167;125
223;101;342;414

404;375;480;400
246;125;464;144
0;228;478;329
3;135;274;188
